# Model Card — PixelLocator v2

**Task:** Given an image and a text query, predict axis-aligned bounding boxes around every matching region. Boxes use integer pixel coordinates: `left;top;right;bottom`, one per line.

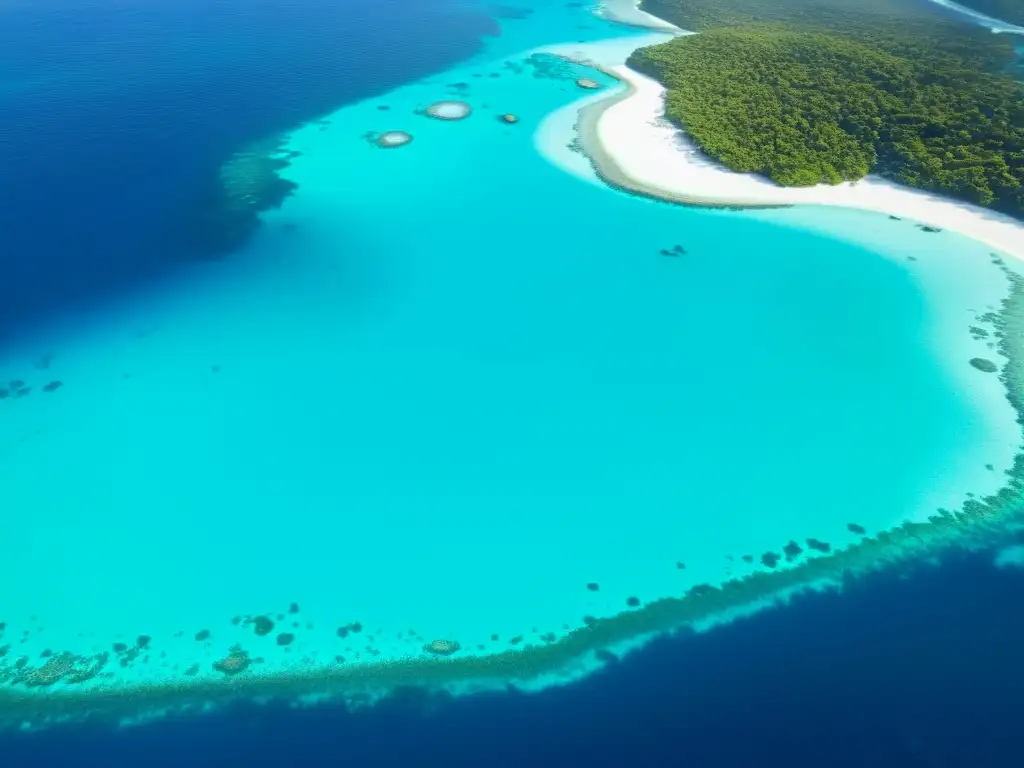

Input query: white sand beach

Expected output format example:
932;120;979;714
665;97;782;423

538;3;1024;262
595;0;684;32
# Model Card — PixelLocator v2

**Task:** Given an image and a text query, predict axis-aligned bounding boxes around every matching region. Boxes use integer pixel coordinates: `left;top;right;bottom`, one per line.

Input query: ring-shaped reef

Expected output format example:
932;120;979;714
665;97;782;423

375;130;414;148
423;100;473;120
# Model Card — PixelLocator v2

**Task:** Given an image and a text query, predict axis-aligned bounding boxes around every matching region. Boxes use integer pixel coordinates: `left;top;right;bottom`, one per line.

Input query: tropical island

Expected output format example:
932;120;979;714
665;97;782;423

627;0;1024;218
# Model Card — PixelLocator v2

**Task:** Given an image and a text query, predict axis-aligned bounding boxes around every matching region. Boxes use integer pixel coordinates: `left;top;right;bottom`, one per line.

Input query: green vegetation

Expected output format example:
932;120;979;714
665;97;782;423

954;0;1024;26
630;0;1024;216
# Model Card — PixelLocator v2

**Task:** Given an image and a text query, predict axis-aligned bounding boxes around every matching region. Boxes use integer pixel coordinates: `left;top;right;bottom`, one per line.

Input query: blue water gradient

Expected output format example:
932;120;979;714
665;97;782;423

3;537;1024;766
0;0;496;336
1;0;1023;752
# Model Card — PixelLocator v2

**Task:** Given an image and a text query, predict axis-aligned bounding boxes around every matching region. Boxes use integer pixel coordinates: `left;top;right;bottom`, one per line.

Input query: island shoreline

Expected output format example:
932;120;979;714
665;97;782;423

568;2;1024;262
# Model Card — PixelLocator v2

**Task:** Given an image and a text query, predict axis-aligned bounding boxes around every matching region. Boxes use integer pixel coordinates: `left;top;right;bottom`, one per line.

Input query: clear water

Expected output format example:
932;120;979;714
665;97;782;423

0;0;1019;696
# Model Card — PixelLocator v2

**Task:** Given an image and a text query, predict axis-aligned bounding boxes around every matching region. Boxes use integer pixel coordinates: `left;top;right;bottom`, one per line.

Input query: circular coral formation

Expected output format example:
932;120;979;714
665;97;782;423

376;131;413;149
576;78;601;89
970;357;998;373
424;100;472;120
423;639;461;656
499;113;519;124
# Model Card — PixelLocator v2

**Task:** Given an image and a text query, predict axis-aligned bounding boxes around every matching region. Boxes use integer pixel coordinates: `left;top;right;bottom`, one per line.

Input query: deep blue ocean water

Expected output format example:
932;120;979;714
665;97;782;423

4;537;1024;766
0;0;496;336
3;0;1024;763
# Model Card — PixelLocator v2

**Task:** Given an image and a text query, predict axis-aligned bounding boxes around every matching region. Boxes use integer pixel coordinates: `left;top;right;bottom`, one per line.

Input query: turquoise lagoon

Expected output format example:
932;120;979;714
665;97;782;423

1;0;1021;717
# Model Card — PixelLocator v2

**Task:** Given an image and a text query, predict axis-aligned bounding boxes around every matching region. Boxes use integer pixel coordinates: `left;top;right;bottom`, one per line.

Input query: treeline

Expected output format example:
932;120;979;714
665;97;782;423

629;0;1024;216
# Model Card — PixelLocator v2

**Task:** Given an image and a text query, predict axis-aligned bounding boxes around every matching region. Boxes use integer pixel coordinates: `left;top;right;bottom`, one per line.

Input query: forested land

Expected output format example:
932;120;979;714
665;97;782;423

630;0;1024;216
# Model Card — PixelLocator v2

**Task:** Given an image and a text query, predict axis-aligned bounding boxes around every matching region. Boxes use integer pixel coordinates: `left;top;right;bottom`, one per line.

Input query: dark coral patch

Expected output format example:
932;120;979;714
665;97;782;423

251;616;274;636
970;357;998;373
625;596;641;607
806;538;832;553
213;647;250;676
422;639;461;656
586;582;600;591
195;630;210;642
783;540;803;561
687;583;715;597
847;523;867;535
42;381;63;393
761;552;780;568
276;633;295;646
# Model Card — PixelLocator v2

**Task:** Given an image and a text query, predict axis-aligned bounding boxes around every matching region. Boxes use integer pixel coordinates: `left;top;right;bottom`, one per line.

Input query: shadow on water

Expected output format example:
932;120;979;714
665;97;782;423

2;535;1024;766
0;0;498;342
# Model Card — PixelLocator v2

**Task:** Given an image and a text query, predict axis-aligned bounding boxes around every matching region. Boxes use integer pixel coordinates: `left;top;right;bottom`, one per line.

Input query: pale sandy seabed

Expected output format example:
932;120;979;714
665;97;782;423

4;0;1024;728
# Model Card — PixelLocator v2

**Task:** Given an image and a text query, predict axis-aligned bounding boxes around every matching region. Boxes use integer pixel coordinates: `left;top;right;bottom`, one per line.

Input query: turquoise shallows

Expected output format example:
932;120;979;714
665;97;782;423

0;0;1018;690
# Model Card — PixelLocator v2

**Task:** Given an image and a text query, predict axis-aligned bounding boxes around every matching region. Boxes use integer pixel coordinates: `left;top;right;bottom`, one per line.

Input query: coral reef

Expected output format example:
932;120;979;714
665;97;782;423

423;101;472;120
177;135;299;258
213;646;251;676
376;130;414;148
422;639;461;656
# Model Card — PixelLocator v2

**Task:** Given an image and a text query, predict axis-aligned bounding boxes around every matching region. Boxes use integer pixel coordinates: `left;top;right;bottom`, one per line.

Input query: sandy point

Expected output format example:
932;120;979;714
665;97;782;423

541;56;1024;263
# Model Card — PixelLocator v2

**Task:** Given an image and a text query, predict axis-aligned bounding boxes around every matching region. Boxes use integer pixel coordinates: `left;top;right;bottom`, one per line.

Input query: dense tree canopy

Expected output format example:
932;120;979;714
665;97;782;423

630;0;1024;216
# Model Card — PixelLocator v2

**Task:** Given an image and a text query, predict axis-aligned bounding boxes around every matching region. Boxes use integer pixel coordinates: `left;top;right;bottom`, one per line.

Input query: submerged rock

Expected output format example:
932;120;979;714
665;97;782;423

499;113;519;124
970;357;998;373
576;78;601;89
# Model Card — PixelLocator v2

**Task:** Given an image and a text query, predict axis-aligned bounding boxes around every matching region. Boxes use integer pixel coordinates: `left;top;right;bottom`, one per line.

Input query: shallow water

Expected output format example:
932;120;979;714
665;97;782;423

0;0;1021;716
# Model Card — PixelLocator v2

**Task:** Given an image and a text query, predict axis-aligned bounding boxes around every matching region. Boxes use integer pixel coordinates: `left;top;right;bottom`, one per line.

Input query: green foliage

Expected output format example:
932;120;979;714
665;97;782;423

629;1;1024;216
